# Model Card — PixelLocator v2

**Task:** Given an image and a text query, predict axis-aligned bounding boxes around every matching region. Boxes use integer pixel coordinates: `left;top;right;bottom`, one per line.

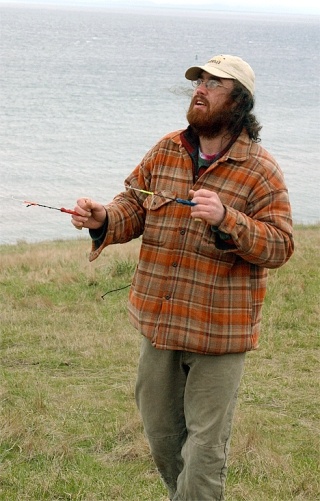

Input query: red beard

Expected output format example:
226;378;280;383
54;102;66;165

186;96;235;139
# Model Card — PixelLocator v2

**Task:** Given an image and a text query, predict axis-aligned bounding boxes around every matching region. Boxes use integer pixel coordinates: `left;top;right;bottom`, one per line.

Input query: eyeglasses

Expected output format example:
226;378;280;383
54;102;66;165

191;78;225;90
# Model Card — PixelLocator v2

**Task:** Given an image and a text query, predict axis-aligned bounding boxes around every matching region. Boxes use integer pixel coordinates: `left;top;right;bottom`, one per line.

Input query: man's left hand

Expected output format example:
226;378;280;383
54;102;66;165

189;189;226;226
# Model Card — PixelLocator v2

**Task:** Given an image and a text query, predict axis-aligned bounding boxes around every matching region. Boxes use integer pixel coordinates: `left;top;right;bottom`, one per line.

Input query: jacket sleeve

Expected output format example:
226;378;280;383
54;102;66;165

215;159;294;269
88;168;147;262
217;201;294;268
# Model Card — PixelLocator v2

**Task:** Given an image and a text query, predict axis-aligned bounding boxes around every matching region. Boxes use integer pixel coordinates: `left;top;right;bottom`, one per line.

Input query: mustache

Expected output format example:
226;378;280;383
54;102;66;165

190;95;209;108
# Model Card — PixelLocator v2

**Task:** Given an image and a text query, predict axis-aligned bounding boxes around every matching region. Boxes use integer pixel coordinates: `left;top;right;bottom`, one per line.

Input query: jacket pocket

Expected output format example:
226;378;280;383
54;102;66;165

142;190;176;210
142;190;175;245
193;224;236;266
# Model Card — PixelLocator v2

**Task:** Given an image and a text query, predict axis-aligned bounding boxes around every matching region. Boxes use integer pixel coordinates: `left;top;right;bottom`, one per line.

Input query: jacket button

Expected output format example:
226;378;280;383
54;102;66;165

180;229;185;235
165;295;171;300
172;262;178;267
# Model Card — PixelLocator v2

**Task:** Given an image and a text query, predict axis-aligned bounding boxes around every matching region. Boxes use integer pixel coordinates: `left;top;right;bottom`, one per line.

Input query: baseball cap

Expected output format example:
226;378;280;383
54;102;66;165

185;54;255;96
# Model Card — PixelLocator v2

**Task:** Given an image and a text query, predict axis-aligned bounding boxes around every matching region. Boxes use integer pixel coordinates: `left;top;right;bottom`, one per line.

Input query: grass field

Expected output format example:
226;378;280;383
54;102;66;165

0;225;319;500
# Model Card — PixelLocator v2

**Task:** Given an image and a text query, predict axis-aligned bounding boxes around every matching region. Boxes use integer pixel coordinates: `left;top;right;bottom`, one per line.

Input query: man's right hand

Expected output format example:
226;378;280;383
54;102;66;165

71;198;107;230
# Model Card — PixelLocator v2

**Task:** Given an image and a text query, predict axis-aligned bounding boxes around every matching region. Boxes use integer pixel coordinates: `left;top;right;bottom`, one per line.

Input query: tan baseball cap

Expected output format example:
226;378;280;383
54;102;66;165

185;54;255;96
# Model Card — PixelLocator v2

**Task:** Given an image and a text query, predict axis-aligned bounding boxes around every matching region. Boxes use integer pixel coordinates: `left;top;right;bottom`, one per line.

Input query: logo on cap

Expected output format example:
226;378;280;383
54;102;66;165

208;57;224;65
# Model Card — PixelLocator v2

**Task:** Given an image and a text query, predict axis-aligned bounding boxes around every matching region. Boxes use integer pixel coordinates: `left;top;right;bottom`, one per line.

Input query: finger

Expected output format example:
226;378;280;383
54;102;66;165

192;189;215;202
75;198;92;217
71;218;84;229
190;209;203;223
84;198;92;210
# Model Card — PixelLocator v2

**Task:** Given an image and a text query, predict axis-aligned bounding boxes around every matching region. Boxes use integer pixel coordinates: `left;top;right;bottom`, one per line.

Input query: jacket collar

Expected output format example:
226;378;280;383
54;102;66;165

177;126;252;163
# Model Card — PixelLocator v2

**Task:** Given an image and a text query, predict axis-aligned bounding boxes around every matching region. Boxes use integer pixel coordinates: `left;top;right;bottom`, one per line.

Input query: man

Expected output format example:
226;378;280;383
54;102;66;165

71;54;294;500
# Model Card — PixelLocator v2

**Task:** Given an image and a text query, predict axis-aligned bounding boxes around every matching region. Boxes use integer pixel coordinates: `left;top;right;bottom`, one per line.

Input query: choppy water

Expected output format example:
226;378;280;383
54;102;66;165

0;6;319;244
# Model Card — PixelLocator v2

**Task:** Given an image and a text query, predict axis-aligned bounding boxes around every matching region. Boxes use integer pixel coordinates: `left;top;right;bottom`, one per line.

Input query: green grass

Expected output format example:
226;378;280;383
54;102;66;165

0;226;319;500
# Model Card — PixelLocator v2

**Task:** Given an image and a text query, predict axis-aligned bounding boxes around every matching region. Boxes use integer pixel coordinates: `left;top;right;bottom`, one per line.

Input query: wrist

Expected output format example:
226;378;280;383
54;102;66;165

94;206;107;229
215;206;226;227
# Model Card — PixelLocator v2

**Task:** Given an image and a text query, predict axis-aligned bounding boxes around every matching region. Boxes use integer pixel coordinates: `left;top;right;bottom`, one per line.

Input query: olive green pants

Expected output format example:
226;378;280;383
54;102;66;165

135;337;246;501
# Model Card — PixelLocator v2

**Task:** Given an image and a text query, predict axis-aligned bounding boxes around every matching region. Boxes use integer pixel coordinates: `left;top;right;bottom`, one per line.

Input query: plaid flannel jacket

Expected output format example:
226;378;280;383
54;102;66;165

90;128;294;355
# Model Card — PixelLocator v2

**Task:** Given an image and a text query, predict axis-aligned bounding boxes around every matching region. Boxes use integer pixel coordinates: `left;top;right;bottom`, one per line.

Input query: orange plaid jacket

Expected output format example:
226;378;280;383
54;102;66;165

90;128;294;355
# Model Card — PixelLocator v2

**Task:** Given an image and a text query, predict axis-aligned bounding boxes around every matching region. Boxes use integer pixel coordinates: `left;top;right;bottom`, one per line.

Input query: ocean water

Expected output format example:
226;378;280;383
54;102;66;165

0;5;319;245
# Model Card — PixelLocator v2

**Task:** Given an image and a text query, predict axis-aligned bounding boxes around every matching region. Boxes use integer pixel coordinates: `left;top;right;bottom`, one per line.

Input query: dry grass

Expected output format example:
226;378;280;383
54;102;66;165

0;226;319;500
